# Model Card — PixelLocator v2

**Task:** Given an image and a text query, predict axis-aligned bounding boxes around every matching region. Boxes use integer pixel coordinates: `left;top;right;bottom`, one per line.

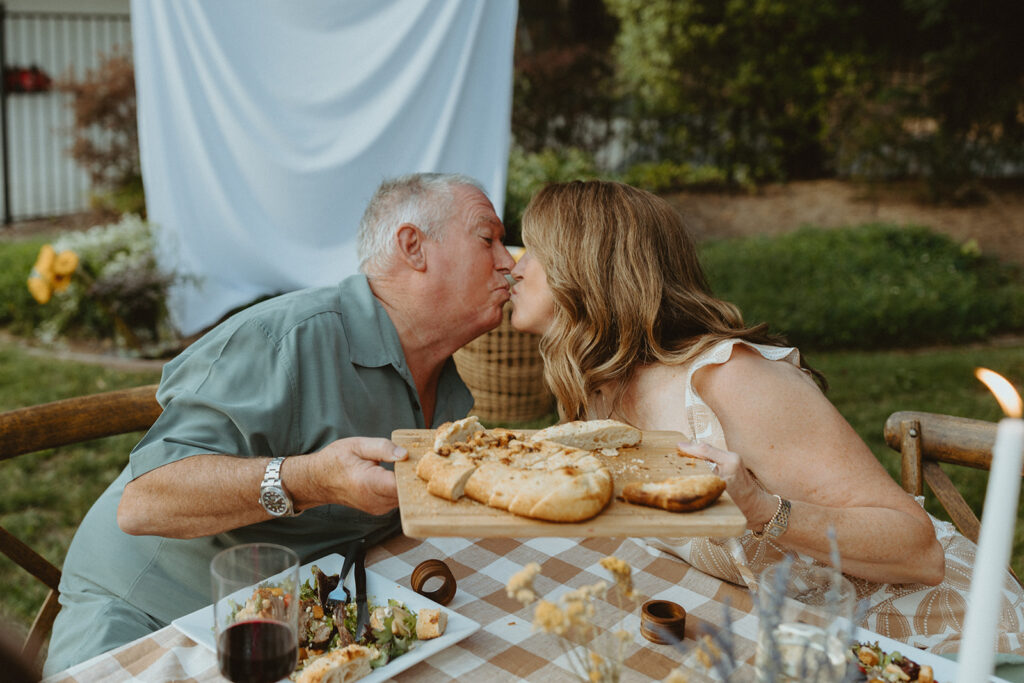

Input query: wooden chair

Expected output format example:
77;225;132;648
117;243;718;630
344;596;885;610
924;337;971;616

884;410;1022;586
0;385;161;663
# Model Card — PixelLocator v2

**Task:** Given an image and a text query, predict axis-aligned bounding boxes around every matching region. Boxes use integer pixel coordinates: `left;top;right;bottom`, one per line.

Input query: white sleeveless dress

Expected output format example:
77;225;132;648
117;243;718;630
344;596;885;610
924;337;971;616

644;338;1024;656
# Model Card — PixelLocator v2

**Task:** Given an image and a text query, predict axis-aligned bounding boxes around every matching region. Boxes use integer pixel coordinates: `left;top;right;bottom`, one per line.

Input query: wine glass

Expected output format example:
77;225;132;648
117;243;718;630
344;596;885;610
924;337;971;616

211;543;300;683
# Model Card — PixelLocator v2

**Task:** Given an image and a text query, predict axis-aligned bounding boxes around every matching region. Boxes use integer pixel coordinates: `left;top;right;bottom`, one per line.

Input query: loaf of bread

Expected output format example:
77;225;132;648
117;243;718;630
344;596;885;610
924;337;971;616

530;419;642;450
417;427;613;523
620;474;726;513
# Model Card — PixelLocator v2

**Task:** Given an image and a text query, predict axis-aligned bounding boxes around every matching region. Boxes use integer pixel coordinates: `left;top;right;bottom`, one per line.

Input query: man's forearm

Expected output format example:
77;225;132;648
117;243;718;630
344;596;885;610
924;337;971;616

116;438;404;538
118;454;315;538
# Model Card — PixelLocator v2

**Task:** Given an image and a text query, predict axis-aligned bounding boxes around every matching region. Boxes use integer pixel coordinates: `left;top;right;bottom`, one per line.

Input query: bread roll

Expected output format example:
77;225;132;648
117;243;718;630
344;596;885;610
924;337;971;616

415;608;448;639
621;474;726;512
531;419;642;450
296;644;377;683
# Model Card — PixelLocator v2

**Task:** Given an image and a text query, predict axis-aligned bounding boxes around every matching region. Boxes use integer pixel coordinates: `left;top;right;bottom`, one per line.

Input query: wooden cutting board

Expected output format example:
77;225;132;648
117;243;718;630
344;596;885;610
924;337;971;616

393;428;747;538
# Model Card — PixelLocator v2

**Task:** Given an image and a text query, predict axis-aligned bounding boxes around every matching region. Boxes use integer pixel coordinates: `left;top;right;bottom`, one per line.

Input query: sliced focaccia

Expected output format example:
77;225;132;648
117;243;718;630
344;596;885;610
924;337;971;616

530;419;642;451
620;474;726;512
432;415;485;450
418;426;613;523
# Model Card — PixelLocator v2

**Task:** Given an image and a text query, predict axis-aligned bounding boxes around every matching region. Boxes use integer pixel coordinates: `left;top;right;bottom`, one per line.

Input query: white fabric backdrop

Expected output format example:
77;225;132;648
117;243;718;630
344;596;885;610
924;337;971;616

131;0;517;335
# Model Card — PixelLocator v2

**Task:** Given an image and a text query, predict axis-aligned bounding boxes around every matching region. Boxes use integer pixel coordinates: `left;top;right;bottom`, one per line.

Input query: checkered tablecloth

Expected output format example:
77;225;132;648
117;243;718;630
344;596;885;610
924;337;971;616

44;535;763;682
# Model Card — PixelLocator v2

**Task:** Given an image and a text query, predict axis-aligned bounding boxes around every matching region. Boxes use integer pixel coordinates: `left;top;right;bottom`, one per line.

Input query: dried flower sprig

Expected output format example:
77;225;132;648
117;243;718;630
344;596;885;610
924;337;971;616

662;528;866;683
506;556;637;683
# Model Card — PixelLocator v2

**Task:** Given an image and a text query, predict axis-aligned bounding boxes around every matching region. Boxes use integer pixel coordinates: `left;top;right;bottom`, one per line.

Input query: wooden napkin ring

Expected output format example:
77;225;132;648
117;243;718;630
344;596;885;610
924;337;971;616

411;559;457;605
640;599;687;644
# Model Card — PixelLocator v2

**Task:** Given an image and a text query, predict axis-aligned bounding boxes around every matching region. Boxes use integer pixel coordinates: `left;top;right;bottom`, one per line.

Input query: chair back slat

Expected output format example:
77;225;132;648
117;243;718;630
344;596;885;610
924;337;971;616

0;385;161;461
885;410;997;470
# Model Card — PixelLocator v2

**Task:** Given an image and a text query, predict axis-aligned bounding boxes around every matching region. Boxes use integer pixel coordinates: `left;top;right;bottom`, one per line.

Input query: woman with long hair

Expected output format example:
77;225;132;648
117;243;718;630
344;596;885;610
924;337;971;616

509;179;1024;658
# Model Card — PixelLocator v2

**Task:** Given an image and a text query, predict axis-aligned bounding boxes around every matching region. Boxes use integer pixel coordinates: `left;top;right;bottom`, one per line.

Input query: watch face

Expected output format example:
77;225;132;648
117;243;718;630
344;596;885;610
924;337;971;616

261;488;291;516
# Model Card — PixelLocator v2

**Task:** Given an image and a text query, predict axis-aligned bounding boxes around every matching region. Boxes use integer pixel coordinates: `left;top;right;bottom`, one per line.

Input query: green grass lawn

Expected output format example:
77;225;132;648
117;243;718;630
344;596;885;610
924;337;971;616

1;338;1022;644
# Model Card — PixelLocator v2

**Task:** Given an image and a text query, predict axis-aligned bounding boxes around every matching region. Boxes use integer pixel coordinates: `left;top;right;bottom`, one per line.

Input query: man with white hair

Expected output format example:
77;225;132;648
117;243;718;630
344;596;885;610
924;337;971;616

45;173;515;674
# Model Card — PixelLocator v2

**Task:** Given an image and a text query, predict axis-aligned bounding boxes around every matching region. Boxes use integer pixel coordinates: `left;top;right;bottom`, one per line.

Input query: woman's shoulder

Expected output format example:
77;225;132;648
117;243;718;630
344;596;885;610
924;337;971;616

692;340;814;402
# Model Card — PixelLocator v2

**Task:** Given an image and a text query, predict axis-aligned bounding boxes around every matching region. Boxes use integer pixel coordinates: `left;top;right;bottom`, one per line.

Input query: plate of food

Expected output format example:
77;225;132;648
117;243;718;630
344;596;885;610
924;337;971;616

173;552;480;682
850;627;1010;683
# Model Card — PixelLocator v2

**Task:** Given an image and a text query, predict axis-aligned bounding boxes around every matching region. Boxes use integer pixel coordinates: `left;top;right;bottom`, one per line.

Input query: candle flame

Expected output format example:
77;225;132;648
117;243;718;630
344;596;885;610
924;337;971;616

975;368;1023;418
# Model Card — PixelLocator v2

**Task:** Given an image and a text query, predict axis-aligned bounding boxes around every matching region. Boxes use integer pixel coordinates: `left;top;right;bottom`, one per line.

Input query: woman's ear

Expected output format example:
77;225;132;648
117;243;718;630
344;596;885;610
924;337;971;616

394;223;427;271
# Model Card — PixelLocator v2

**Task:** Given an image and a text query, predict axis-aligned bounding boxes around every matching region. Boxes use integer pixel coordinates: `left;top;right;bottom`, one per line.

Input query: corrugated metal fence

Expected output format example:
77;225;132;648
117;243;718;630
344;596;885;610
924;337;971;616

0;5;132;224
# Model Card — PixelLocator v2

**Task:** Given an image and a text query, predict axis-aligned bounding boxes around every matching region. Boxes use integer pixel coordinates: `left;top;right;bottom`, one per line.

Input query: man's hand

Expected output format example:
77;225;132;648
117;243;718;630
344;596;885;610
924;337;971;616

299;437;409;516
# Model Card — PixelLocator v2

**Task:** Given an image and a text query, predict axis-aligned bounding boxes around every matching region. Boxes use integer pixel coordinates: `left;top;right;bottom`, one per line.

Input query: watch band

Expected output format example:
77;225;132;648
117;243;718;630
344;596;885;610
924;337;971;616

752;494;791;539
262;456;285;487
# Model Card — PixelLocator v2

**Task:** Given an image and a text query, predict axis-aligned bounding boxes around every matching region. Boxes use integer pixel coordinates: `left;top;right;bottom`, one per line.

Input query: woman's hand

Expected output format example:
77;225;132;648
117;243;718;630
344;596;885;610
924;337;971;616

677;440;782;532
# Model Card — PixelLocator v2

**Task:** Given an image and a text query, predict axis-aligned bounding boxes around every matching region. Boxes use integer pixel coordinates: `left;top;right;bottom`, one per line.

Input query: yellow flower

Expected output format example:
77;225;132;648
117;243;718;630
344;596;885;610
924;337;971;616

600;556;635;599
588;652;606;682
663;669;690;683
53;249;78;276
27;244;58;303
506;562;541;605
34;244;56;277
27;273;52;304
27;245;79;300
533;600;567;635
51;249;79;292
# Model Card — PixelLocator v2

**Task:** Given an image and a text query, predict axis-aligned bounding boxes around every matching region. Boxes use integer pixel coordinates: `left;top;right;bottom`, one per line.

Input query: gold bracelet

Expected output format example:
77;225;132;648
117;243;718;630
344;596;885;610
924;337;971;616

751;494;791;539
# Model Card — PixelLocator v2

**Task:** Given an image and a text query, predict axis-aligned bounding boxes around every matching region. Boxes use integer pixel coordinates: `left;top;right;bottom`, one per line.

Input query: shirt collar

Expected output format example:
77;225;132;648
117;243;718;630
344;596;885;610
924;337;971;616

338;274;474;418
338;274;405;369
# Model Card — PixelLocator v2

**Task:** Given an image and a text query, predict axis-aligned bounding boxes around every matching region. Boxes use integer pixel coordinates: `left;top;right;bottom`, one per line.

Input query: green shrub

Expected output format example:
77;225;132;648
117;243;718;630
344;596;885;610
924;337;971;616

701;223;1024;350
504;144;598;245
0;236;50;335
619;160;733;194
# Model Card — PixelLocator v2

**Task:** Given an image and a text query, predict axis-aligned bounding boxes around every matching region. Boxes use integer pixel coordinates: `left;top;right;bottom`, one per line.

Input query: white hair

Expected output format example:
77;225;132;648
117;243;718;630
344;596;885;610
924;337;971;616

357;173;487;276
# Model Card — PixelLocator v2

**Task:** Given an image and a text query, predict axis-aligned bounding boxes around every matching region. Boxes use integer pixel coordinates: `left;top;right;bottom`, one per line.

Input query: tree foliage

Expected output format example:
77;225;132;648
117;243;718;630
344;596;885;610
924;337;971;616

57;52;145;215
512;0;620;153
600;0;1024;190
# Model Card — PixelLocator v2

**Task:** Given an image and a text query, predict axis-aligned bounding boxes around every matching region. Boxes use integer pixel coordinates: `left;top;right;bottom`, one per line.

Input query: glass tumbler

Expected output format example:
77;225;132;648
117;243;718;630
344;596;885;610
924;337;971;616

211;543;300;683
755;562;857;682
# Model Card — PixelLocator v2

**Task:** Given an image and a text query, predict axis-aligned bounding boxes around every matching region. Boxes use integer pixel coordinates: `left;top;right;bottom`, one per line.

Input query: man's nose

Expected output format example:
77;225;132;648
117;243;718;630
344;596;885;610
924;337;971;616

496;245;516;271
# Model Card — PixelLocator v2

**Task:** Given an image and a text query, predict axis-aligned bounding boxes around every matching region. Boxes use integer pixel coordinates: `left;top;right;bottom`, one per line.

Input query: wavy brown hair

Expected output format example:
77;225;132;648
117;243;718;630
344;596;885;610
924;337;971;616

521;180;825;420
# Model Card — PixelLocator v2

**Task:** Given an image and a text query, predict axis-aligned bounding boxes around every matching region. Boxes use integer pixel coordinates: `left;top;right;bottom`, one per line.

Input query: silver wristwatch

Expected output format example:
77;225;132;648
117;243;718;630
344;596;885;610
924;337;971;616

259;456;295;517
752;494;791;539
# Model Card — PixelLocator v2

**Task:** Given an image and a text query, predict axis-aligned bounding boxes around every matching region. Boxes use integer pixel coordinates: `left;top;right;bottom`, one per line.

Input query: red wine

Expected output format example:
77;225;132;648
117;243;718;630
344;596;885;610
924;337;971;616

217;619;297;683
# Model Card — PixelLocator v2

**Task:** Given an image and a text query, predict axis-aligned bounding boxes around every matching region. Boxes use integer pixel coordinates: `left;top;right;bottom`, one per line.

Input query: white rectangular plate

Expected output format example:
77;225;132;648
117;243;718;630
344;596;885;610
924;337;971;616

854;627;1010;682
172;552;480;682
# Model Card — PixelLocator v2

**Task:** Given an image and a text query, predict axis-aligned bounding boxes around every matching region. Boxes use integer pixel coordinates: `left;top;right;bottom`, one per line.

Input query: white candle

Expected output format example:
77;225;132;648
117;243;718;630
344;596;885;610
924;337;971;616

956;369;1024;683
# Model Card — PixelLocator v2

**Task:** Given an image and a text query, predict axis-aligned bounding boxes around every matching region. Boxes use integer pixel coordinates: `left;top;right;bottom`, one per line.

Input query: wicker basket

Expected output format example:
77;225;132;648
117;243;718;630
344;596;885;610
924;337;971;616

454;304;555;423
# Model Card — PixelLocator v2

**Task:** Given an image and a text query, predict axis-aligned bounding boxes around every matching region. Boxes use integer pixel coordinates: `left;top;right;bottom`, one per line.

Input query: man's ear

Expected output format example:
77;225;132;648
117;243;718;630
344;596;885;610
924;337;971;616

394;223;427;271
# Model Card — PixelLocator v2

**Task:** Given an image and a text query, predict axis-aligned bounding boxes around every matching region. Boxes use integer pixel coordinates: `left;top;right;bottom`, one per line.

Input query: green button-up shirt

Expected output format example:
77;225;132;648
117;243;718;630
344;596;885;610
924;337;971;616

59;274;473;623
